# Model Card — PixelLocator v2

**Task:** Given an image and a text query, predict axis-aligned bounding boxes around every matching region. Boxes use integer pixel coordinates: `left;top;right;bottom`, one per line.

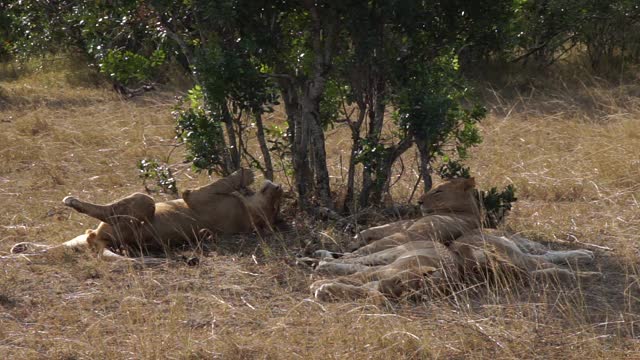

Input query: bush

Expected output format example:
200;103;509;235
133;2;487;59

137;158;178;196
100;49;165;86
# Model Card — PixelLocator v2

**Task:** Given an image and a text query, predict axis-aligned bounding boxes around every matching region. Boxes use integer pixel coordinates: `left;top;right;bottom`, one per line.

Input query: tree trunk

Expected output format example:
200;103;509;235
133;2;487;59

275;2;338;211
301;90;332;209
310;120;332;208
343;105;366;213
414;136;434;192
280;82;312;209
221;104;241;173
369;136;413;205
359;80;386;207
343;136;359;213
254;113;274;180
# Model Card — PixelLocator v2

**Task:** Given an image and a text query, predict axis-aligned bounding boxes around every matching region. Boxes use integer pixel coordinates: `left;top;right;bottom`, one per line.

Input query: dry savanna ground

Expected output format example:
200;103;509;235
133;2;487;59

1;59;639;359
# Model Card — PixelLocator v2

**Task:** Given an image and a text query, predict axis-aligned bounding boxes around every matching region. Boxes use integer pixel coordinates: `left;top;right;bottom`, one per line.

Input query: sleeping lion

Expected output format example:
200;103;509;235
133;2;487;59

309;178;600;303
11;168;283;262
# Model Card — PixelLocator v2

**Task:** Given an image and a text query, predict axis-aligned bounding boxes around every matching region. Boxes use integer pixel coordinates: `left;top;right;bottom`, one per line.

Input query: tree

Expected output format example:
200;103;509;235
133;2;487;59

2;0;518;214
327;1;490;208
148;0;492;211
151;0;340;208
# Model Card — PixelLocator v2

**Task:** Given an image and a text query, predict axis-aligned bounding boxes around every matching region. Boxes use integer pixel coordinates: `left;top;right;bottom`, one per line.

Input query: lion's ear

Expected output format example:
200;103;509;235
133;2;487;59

421;266;438;276
241;168;255;186
463;177;476;191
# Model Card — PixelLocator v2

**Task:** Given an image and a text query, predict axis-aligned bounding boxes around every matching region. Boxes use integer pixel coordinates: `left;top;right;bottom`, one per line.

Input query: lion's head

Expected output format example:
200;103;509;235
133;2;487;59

418;178;478;215
256;180;284;217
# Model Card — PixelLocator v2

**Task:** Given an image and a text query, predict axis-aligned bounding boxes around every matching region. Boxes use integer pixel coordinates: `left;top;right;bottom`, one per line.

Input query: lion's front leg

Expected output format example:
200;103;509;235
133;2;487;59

311;281;387;304
182;168;254;200
350;220;416;250
351;233;410;256
538;249;594;264
315;261;372;275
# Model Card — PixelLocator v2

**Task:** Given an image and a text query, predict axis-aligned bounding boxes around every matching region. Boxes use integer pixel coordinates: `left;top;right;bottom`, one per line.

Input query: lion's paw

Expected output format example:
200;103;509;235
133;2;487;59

311;280;388;304
544;249;596;264
10;242;51;254
576;249;594;260
10;242;31;254
568;249;595;262
310;280;333;300
312;282;342;302
296;256;320;269
63;196;80;209
312;250;345;259
231;168;255;188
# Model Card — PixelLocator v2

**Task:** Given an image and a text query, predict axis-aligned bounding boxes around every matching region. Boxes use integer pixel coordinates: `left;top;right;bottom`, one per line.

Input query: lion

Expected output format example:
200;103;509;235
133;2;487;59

11;168;284;263
308;178;600;303
347;178;482;255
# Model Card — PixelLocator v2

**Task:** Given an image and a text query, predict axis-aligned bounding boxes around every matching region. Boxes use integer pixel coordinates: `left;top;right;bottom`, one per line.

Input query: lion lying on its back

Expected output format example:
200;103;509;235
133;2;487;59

12;169;283;262
309;178;599;303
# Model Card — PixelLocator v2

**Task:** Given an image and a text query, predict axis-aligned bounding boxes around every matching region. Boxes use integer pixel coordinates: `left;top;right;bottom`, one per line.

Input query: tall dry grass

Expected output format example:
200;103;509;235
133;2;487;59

0;61;639;359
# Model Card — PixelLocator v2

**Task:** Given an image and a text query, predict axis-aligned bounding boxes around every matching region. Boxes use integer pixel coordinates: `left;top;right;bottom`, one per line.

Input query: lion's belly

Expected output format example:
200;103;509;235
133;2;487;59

106;198;254;250
145;200;204;247
149;199;253;242
196;204;253;234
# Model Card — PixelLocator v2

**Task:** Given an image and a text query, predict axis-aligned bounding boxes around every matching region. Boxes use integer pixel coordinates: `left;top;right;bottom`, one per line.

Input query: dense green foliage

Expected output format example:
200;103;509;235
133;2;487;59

480;185;518;228
512;0;640;68
1;1;169;85
3;1;637;73
439;163;518;228
173;84;242;176
2;0;637;211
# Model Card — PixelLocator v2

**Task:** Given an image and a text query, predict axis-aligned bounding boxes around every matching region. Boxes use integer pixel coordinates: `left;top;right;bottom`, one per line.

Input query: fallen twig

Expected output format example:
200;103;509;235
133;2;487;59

556;234;614;252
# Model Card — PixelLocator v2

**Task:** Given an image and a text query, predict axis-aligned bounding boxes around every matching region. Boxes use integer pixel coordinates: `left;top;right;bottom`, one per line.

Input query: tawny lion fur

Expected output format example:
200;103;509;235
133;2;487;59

310;178;599;303
11;169;283;262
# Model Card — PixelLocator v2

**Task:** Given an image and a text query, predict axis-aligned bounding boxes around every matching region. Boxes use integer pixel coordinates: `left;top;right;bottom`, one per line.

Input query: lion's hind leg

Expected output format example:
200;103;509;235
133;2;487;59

63;192;155;225
311;265;439;303
208;168;255;193
10;230;93;256
10;234;166;266
10;242;54;254
67;231;168;266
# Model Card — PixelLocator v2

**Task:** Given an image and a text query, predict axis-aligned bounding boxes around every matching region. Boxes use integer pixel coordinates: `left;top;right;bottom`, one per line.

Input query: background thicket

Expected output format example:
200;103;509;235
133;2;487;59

3;0;638;212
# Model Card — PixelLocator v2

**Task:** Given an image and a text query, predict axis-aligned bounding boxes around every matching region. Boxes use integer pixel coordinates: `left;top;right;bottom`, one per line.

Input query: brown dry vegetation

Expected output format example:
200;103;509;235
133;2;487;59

1;59;639;359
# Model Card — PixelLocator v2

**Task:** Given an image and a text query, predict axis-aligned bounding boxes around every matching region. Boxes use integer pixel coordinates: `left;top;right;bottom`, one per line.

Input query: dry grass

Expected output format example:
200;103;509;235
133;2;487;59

1;61;640;359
